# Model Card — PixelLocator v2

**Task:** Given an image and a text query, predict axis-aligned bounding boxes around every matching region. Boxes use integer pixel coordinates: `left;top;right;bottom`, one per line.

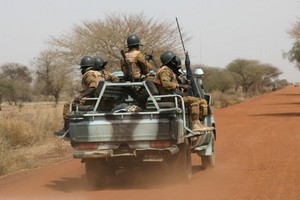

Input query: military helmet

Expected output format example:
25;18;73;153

174;56;182;68
94;56;107;68
127;34;140;48
80;56;95;68
160;51;176;65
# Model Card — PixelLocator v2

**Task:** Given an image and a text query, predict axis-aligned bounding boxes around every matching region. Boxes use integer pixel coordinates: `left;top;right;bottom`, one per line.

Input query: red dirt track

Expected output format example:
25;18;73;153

0;86;300;200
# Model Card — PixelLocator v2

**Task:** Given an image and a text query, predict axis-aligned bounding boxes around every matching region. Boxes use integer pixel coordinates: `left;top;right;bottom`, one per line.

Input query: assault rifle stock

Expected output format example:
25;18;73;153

120;50;134;82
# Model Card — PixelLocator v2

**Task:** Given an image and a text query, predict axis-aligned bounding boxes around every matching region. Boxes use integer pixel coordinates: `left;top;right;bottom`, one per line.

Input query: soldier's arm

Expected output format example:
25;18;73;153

137;52;152;74
104;70;119;82
75;88;96;102
75;72;98;101
159;70;177;91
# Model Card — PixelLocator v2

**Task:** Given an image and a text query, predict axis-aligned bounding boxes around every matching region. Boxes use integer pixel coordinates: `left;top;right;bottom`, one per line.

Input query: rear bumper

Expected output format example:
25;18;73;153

73;144;179;159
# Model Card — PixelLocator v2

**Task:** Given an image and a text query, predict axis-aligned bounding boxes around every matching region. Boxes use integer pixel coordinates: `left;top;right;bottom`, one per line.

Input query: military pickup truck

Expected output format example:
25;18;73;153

62;68;216;186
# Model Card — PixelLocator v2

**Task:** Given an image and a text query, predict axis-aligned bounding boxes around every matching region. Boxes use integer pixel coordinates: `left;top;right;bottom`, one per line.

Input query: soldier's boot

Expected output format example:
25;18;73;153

192;120;211;132
54;119;69;137
189;101;213;132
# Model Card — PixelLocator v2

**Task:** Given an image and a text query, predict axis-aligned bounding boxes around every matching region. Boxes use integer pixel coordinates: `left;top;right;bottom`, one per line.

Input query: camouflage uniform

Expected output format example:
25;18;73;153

120;49;153;109
121;49;153;81
154;65;209;131
99;69;119;83
63;70;103;119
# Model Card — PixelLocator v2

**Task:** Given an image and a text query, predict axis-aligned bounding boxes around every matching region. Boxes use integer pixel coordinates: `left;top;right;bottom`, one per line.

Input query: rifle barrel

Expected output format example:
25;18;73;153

176;17;186;53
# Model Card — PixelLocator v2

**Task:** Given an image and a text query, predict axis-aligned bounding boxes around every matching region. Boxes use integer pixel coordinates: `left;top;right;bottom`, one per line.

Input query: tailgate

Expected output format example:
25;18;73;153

69;113;183;142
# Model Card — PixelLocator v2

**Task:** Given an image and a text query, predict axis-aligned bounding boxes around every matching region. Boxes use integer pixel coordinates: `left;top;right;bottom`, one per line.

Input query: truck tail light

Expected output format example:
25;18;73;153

150;140;171;148
77;142;99;150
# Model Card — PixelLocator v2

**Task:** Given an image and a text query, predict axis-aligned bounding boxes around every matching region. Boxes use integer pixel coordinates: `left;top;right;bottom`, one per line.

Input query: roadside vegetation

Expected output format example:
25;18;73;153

0;103;69;176
0;13;298;176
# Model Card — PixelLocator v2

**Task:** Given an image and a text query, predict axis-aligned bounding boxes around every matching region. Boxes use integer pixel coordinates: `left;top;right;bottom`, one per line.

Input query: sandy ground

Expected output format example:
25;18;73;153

0;86;299;200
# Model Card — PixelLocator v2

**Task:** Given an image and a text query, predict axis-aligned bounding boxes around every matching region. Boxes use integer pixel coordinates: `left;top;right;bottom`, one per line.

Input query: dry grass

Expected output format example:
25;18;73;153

0;102;72;176
211;89;246;109
0;89;266;176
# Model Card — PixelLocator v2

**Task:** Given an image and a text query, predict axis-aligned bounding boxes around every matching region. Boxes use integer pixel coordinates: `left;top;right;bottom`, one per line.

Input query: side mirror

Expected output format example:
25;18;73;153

204;94;211;106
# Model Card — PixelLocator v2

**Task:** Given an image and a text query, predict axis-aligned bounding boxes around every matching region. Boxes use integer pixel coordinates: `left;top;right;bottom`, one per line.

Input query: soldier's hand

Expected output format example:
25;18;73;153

111;76;119;83
74;96;81;103
145;53;153;61
179;84;192;91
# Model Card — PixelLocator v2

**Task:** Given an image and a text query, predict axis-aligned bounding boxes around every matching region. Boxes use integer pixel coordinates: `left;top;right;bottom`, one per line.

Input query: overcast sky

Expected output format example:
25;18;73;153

1;0;299;82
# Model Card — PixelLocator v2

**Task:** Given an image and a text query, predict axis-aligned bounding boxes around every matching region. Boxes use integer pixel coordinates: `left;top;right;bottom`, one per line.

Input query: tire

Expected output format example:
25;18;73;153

201;139;215;169
174;142;192;181
85;159;108;187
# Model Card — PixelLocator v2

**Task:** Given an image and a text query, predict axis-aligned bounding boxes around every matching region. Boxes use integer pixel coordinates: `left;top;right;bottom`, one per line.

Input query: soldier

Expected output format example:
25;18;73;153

94;56;119;83
154;51;209;132
55;55;103;136
121;34;153;81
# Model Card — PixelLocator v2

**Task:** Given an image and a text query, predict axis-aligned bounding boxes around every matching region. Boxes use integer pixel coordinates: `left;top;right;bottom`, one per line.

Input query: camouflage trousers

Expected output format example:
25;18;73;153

62;101;78;120
62;99;92;119
183;96;208;121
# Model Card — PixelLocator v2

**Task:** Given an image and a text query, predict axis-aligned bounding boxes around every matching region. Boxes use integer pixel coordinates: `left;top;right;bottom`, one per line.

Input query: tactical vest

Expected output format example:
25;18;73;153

122;50;144;80
154;66;177;95
81;70;103;95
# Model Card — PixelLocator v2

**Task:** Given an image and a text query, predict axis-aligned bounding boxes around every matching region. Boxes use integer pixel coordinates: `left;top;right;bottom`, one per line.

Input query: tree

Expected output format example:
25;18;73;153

226;59;281;95
285;41;300;70
48;13;188;72
199;66;235;93
0;77;13;109
33;49;76;104
273;79;289;89
285;20;300;70
0;63;33;104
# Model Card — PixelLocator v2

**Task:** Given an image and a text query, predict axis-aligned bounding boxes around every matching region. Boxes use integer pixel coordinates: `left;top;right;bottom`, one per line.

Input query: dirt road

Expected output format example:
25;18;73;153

0;86;299;200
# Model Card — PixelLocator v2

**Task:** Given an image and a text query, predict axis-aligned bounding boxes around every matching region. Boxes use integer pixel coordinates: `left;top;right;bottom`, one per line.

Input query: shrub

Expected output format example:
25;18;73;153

0;102;64;176
211;89;245;108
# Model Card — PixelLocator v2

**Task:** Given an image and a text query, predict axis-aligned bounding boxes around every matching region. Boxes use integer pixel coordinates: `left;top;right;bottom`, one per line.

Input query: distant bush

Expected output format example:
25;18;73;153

211;89;245;108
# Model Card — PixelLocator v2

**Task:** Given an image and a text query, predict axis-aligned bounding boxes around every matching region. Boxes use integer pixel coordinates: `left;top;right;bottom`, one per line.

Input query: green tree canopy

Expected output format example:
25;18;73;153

200;66;235;93
226;59;281;95
285;41;300;70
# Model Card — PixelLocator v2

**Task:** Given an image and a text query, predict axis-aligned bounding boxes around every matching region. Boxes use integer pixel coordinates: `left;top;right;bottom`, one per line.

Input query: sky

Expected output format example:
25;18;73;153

0;0;300;82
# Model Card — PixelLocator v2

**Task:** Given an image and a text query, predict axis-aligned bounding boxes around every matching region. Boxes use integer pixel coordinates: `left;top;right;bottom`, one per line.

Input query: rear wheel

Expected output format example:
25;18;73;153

174;142;192;181
85;158;108;187
201;139;215;169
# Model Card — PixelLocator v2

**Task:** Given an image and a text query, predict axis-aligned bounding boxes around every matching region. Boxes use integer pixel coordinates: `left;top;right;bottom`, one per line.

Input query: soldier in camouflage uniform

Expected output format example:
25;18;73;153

154;51;209;132
55;56;106;136
119;35;155;109
174;55;209;121
121;34;153;81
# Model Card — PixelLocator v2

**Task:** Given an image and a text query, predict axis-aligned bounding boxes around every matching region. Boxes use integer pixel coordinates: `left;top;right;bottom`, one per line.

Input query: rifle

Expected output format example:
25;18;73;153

145;50;159;71
94;61;107;72
176;17;199;97
120;50;134;82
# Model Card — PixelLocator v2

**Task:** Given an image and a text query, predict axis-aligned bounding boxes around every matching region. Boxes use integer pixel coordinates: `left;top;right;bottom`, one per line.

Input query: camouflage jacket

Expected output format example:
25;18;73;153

121;49;153;80
154;65;178;95
81;70;102;94
100;69;119;82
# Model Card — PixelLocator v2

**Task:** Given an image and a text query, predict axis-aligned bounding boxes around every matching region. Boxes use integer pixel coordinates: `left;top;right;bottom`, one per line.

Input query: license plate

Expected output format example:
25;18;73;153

143;154;163;162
